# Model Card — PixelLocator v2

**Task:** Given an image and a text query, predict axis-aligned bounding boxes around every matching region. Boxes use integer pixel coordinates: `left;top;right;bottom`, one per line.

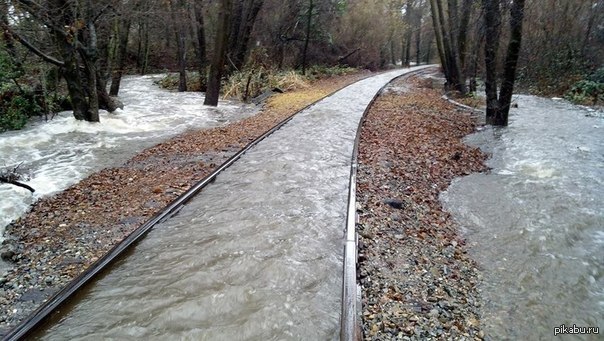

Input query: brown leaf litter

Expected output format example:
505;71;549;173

357;73;488;340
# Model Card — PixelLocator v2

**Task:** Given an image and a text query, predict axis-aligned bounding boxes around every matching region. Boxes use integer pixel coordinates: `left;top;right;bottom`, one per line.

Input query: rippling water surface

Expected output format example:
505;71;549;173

0;75;256;238
441;96;603;339
34;67;428;340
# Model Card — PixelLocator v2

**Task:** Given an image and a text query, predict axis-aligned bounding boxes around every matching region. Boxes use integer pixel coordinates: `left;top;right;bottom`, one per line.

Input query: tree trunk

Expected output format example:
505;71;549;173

170;0;188;92
136;18;147;74
228;0;244;69
301;0;314;75
230;0;264;70
404;1;414;66
495;0;526;126
415;22;421;65
110;18;131;96
457;0;472;70
482;0;524;126
483;0;501;124
415;0;424;65
204;0;232;106
390;37;396;65
430;0;465;93
140;22;150;75
81;15;100;122
429;0;447;74
193;1;207;90
176;27;187;92
425;37;432;64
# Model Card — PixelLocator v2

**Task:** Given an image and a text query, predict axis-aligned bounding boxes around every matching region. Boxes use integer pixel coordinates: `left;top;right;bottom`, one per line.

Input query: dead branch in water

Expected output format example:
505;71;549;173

0;163;35;193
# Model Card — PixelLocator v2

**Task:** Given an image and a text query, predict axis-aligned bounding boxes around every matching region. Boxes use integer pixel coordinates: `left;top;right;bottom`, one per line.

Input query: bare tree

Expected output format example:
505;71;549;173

428;0;469;93
483;0;526;126
192;0;208;90
109;15;132;96
228;0;265;71
204;0;232;106
301;0;314;74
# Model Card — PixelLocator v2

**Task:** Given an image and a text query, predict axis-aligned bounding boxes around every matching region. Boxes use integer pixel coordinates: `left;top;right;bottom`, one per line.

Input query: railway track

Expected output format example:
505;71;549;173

341;66;437;340
2;66;436;341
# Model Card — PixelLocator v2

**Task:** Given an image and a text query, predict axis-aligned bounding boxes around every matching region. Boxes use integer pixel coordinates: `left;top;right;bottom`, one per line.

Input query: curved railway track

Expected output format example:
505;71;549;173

2;66;436;341
341;66;437;340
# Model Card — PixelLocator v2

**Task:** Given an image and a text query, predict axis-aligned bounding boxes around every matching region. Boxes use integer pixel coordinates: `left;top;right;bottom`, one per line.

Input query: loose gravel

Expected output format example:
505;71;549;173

357;73;488;340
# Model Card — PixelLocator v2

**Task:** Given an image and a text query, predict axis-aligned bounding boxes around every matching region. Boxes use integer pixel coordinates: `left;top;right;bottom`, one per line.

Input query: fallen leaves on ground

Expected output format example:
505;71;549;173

0;72;369;333
357;73;488;340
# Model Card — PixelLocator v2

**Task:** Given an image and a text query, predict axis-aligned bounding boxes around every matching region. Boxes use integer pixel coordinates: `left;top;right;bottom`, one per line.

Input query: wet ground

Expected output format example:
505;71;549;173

0;72;369;336
31;68;427;340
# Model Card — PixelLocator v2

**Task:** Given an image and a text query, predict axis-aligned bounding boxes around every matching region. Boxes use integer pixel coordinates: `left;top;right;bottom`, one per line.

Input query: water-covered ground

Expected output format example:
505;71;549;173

442;96;603;339
32;67;427;340
0;75;257;238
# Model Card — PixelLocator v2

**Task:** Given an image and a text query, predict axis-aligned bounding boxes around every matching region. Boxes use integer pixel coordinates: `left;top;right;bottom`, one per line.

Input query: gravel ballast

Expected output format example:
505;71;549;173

356;73;488;340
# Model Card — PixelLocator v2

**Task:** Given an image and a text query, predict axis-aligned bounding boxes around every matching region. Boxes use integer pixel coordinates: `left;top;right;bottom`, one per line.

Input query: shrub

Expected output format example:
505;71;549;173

222;68;309;101
565;67;604;105
156;64;357;102
155;71;207;92
305;65;357;80
0;92;43;131
587;67;604;83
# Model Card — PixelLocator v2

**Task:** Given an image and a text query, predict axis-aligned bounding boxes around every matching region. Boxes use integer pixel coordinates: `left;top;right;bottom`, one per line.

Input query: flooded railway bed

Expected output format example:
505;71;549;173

7;67;431;340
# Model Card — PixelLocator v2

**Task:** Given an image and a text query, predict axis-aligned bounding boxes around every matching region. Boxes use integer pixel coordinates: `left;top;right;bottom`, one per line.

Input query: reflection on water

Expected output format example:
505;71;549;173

442;96;603;339
0;75;257;238
34;68;425;340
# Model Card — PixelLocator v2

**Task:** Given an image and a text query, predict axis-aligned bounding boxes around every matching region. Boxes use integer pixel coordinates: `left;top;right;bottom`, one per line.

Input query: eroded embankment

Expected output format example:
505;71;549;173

357;74;488;340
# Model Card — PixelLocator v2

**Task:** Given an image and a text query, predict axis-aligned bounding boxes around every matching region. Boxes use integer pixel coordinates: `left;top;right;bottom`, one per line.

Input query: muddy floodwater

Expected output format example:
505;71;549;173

442;96;603;340
0;75;256;239
33;67;429;340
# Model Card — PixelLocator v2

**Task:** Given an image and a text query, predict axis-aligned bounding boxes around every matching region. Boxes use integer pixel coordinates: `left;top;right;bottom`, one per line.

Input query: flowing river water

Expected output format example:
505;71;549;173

30;67;428;340
441;96;603;339
0;75;257;239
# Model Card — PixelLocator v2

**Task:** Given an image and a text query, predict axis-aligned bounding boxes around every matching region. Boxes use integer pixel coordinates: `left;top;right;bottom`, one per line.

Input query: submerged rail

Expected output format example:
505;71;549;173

3;66;435;341
1;77;368;341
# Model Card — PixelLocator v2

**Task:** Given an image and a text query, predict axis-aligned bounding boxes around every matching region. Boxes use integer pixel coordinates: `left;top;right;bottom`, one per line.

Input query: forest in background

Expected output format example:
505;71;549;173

0;0;603;131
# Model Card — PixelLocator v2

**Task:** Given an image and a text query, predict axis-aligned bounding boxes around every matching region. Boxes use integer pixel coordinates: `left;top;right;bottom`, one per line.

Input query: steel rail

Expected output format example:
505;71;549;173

2;66;436;341
2;71;380;341
340;65;437;341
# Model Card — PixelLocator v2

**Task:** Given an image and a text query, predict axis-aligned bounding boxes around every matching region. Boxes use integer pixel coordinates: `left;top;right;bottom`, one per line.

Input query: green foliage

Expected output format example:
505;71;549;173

0;44;69;132
564;80;604;105
563;67;604;105
0;48;22;84
516;47;589;96
587;67;604;83
0;91;44;131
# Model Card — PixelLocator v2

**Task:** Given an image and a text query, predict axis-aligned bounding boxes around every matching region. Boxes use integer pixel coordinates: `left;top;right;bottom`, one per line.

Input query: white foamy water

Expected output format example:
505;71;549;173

34;67;431;340
0;75;257;239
